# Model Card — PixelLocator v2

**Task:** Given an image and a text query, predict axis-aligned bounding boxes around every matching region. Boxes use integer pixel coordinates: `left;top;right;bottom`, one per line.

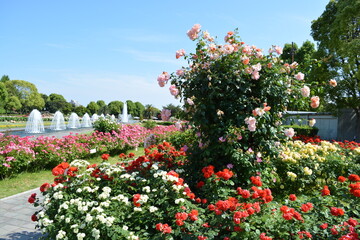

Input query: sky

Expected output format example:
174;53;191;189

0;0;330;109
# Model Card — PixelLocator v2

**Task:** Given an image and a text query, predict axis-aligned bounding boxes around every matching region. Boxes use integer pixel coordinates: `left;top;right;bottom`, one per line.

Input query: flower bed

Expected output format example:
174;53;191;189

0;124;179;178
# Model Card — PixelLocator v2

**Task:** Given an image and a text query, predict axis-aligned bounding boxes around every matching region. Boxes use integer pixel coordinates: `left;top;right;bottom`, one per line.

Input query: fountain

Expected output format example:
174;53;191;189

91;113;99;122
67;112;81;129
81;113;92;127
25;109;45;133
50;111;66;131
121;102;129;123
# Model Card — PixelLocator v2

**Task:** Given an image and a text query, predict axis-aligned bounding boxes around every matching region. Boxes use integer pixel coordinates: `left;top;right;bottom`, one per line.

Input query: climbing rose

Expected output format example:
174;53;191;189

310;96;320;108
300;86;310;97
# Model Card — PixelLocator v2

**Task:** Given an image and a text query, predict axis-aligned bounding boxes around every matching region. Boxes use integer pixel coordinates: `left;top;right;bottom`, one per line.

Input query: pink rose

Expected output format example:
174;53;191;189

187;24;201;40
251;71;260;80
300;86;310;97
222;44;234;54
157;72;170;87
176;49;186;59
284;128;295;138
169;85;179;97
329;79;337;87
176;69;184;76
310;96;320;108
275;46;283;54
295;72;304;80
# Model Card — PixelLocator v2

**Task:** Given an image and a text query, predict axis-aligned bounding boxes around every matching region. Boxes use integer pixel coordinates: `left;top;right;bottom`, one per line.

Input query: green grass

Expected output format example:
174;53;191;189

0;147;145;199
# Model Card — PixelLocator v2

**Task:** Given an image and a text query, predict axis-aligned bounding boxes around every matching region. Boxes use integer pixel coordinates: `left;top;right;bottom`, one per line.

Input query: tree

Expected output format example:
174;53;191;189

134;102;145;119
108;101;123;116
144;104;159;119
0;75;10;83
45;93;69;113
74;105;88;116
96;100;108;115
86;101;99;115
0;82;8;113
5;80;44;113
311;0;360;133
126;100;136;116
5;96;22;113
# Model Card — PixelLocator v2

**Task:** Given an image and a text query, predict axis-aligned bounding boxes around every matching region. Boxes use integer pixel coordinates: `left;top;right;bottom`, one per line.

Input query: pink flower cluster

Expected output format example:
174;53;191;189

187;24;201;40
157;71;170;87
245;117;256;132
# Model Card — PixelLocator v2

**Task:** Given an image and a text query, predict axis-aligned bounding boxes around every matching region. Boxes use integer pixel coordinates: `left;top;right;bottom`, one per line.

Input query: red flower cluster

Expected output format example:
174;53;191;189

348;174;360;182
237;185;273;203
202;165;215;178
297;231;312;239
289;194;297;201
40;183;51;192
133;194;141;207
321;185;331;196
31;214;37;222
155;223;172;234
300;202;313;213
215;169;234;180
175;212;188;226
125;142;186;172
293;135;360;150
330;207;345;216
280;205;304;222
101;153;110;160
260;233;273;240
188;209;199;221
52;162;78;177
250;176;262;186
197;236;208;240
349;182;360;197
90;167;113;181
338;176;347;182
28;193;37;204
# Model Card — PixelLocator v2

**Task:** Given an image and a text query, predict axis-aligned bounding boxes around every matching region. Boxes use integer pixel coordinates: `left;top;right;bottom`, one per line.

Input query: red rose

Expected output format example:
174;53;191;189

348;174;360;182
101;154;110;160
289;194;297;201
40;183;50;192
31;214;37;221
250;176;262;186
321;186;331;196
338;176;347;182
202;165;215;178
320;223;328;229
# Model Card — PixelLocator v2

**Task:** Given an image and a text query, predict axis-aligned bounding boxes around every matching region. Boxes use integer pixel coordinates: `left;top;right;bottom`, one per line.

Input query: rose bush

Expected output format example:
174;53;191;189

158;24;318;186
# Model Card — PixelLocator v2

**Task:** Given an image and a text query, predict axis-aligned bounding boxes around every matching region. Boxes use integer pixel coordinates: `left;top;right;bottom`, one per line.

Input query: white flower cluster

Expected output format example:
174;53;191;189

175;198;186;204
96;214;115;227
69;159;90;168
56;230;67;239
98;186;112;199
111;194;130;205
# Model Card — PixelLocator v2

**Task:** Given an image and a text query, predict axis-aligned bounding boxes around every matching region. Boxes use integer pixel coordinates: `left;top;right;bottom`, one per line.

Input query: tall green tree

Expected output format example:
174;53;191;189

311;0;360;131
0;82;8;113
0;75;10;83
5;96;22;113
5;80;45;113
74;106;88;116
86;101;99;115
96;100;108;115
134;102;145;119
108;101;123;116
45;93;69;113
126;100;135;116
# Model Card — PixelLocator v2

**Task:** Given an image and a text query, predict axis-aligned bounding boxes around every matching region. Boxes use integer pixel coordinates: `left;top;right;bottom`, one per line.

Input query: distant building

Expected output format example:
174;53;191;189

70;100;81;107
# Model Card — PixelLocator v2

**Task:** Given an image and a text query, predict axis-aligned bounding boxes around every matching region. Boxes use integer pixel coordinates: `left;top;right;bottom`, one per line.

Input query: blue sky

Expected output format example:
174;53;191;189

0;0;329;109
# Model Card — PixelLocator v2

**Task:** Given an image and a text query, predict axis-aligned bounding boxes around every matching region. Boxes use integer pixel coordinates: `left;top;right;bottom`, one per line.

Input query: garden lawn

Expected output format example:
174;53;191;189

0;147;145;199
